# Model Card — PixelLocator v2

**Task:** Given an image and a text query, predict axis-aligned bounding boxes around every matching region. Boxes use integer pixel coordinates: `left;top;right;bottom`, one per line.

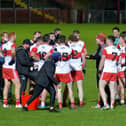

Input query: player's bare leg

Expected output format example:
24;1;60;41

115;81;120;101
63;85;68;106
119;78;125;104
76;80;84;107
93;91;101;109
3;79;11;108
109;81;116;109
39;89;47;108
67;81;76;109
99;80;109;109
12;79;22;108
57;82;62;109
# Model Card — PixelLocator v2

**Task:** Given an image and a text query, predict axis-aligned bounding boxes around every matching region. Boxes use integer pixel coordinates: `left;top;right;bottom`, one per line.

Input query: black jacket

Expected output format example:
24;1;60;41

89;44;105;69
37;59;58;88
16;46;34;76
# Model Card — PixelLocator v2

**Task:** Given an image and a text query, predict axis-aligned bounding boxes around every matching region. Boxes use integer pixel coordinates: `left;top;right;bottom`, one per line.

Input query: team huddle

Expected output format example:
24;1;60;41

0;27;126;112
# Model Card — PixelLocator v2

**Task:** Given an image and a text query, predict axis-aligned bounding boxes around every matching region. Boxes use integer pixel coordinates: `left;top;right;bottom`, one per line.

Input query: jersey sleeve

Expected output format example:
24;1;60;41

102;48;107;56
82;44;86;53
11;43;16;48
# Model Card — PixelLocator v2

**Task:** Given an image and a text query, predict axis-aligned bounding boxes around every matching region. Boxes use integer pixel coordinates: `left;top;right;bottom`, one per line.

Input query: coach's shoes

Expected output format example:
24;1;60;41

49;108;59;112
16;104;22;108
3;104;9;108
22;106;28;111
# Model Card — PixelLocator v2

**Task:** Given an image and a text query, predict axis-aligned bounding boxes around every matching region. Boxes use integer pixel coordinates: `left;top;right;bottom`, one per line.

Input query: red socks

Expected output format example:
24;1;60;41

59;102;62;109
71;102;75;108
4;99;20;105
16;99;20;105
80;101;83;107
97;101;100;105
3;99;8;105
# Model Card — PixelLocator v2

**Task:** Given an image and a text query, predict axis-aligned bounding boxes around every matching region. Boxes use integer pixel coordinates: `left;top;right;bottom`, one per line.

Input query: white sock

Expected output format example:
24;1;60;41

41;101;45;107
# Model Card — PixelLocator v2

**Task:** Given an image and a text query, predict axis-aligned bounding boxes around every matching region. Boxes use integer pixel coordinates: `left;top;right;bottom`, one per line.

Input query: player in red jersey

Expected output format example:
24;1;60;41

37;34;54;108
68;35;86;107
73;30;87;55
117;32;126;105
0;32;8;100
30;37;43;72
99;36;120;110
2;32;22;108
51;35;76;110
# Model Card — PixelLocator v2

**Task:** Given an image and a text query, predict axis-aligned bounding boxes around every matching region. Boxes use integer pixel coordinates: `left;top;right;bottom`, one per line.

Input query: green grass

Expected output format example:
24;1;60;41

0;24;126;126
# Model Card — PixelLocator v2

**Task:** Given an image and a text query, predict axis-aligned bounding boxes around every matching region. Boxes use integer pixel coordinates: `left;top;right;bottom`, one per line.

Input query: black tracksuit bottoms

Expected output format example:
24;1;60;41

27;84;56;107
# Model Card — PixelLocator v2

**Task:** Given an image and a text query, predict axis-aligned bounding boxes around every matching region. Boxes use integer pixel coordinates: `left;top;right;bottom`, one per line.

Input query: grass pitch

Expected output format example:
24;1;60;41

0;24;126;126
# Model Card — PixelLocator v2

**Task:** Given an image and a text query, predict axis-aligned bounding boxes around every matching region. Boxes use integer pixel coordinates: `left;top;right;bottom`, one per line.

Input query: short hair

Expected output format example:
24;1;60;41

49;32;55;35
33;31;41;35
36;37;43;43
1;32;8;37
107;35;115;43
23;39;31;46
8;32;16;40
58;35;66;43
112;27;120;32
73;30;80;34
120;31;126;37
42;34;50;43
68;34;78;42
120;31;126;43
54;28;61;33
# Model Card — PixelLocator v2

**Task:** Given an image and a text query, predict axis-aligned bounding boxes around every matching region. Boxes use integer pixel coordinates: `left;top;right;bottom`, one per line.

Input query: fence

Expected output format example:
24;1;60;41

0;8;126;24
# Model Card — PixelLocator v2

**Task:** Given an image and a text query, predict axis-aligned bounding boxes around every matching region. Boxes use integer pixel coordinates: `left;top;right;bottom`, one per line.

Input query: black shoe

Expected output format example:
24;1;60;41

22;106;28;111
49;109;59;112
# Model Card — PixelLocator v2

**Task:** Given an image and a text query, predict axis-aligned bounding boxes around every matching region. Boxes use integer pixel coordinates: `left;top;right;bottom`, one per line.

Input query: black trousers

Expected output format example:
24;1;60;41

19;71;38;99
27;84;56;107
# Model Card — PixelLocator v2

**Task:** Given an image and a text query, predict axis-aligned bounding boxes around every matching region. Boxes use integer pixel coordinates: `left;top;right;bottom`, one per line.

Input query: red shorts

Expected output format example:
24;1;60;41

100;72;117;82
118;71;125;79
71;70;84;82
3;68;19;80
55;73;72;83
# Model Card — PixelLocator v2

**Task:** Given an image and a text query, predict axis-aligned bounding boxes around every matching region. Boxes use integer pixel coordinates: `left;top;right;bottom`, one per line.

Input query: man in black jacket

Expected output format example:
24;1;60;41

86;33;108;108
23;52;61;112
16;39;38;100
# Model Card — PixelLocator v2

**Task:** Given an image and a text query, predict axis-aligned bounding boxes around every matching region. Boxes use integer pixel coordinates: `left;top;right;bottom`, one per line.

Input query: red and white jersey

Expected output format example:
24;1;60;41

78;40;86;50
120;45;126;71
38;44;53;60
2;41;16;69
30;43;37;52
30;43;42;71
102;46;120;73
68;41;85;71
37;44;53;70
53;44;73;74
